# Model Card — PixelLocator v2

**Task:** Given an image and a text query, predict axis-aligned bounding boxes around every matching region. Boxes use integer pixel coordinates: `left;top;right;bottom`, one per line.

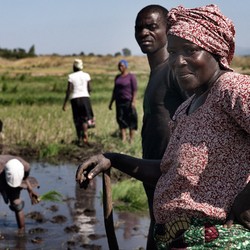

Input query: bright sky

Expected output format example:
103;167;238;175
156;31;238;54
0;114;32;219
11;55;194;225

1;1;249;56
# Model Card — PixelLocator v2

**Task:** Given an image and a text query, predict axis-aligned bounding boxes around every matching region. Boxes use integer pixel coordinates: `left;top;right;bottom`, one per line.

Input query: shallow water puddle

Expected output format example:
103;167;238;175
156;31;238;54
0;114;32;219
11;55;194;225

0;162;149;249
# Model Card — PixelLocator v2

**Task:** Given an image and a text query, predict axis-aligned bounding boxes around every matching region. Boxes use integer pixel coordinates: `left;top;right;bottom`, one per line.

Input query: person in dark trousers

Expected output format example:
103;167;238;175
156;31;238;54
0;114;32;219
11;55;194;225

0;155;39;237
134;5;188;249
109;59;138;143
62;59;95;146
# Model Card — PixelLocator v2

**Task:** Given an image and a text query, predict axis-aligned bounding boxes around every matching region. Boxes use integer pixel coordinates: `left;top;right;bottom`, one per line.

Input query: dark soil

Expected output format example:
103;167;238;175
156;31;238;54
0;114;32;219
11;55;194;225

0;142;129;182
0;142;104;164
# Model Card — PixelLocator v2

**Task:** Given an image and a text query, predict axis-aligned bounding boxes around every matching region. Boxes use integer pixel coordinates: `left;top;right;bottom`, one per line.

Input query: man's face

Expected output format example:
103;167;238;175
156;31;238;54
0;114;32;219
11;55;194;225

135;10;167;54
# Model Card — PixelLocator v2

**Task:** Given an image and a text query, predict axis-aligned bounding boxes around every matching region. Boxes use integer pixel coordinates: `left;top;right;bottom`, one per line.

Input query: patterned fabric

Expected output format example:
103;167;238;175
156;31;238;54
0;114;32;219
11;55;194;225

154;218;250;249
153;71;250;224
167;4;235;71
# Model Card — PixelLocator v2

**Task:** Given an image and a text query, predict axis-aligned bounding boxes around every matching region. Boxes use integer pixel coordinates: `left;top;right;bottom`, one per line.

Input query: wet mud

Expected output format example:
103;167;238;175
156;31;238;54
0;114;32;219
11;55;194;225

0;163;149;250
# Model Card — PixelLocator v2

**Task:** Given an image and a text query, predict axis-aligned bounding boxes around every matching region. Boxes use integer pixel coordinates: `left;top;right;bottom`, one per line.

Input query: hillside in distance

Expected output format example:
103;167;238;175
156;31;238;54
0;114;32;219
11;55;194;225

0;54;249;77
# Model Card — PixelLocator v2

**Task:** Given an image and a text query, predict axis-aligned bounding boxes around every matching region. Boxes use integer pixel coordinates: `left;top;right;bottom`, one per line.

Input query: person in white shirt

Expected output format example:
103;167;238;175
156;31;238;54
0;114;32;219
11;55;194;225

62;59;95;146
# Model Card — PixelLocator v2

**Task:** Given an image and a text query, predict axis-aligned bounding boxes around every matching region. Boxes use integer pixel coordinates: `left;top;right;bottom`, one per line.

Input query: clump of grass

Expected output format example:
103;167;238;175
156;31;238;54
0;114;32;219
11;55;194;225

111;178;148;212
38;190;63;202
2;82;7;92
39;143;61;158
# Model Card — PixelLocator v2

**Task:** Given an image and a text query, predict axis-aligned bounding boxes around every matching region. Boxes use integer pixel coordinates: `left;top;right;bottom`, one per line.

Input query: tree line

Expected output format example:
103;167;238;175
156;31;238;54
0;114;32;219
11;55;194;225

0;46;132;59
0;45;36;59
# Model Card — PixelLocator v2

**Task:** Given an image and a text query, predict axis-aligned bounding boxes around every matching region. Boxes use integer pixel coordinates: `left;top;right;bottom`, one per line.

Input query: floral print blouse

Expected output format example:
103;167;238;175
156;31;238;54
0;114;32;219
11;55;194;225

153;71;250;224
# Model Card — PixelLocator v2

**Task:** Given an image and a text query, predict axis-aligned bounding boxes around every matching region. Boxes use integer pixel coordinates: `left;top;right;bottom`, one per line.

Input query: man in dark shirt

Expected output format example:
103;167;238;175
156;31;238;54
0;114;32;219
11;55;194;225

135;5;188;249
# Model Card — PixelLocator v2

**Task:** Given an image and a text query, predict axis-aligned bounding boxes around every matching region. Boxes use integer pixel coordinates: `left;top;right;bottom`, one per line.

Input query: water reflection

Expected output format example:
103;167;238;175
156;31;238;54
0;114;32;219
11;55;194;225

73;178;96;244
118;212;141;240
0;162;149;249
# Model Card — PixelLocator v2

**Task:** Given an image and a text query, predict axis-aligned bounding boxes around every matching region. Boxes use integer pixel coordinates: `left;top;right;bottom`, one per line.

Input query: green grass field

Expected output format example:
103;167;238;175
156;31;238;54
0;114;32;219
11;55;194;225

0;55;150;157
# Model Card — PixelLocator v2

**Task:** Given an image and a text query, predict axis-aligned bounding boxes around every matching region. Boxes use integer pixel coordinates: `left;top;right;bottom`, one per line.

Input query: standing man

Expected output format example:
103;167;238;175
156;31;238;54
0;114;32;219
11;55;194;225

135;5;188;249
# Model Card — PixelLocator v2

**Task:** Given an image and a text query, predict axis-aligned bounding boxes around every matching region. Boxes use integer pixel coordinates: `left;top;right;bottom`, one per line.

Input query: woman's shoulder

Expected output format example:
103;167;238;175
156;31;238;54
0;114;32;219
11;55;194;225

219;71;250;85
128;72;137;81
68;71;91;81
215;71;250;96
211;71;250;116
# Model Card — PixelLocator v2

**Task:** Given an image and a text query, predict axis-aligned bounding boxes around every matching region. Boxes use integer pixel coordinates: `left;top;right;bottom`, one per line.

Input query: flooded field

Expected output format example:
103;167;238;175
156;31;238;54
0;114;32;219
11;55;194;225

0;162;149;250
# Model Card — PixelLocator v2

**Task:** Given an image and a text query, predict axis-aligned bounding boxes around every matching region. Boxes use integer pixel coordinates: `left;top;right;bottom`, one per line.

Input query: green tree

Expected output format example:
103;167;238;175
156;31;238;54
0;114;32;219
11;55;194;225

28;45;36;57
114;52;121;57
122;48;131;56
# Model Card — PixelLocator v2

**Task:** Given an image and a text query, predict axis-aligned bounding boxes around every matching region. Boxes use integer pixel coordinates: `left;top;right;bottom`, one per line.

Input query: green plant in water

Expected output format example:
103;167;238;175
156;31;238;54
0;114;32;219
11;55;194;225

38;190;63;202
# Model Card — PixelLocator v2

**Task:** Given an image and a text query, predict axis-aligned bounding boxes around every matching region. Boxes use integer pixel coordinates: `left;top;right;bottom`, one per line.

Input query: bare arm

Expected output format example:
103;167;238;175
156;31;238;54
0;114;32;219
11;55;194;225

62;82;72;111
109;78;117;110
87;80;92;93
108;91;115;110
24;178;40;205
76;153;161;189
131;90;137;108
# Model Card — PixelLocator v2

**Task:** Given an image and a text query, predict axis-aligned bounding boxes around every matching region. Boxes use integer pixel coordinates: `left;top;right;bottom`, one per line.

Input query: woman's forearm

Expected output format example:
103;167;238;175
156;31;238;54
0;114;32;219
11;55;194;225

103;153;161;186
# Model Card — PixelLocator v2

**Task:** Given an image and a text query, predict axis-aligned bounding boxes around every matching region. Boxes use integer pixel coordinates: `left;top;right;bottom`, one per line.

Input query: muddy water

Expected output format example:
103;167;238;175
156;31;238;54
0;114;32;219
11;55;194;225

0;162;149;250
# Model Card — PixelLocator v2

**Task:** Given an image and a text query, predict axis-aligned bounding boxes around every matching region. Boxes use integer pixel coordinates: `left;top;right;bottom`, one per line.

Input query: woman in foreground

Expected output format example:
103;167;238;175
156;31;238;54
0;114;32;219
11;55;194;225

76;4;250;249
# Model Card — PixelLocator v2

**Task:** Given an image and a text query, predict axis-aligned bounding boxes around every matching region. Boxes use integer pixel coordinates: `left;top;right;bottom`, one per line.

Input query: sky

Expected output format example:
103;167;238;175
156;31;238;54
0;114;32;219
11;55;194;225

1;1;250;56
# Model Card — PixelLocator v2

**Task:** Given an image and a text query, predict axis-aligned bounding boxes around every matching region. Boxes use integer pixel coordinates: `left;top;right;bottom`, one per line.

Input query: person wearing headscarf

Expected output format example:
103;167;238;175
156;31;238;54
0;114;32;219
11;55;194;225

62;59;95;146
0;155;40;236
109;59;138;143
152;4;250;249
76;4;250;249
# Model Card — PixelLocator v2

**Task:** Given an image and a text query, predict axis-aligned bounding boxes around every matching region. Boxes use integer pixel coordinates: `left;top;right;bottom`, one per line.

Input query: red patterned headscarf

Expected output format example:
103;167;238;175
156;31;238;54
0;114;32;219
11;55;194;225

167;4;235;71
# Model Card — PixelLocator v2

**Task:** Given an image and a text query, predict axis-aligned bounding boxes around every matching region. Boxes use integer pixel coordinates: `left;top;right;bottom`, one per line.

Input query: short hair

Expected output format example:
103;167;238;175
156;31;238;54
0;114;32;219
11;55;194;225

136;5;169;26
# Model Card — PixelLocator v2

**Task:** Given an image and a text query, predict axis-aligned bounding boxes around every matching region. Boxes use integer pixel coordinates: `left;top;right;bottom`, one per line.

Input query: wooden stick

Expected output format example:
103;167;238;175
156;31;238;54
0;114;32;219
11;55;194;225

102;169;119;249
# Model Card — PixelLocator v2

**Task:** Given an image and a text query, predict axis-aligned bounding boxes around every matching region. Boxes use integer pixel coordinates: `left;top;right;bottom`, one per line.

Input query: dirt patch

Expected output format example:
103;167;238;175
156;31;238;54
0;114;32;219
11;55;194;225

26;211;46;223
0;142;104;164
50;215;67;224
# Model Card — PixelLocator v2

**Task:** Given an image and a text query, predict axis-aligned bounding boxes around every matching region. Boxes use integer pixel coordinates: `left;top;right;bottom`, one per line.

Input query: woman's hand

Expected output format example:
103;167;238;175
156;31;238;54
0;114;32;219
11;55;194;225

25;179;40;205
131;101;136;109
108;103;112;110
62;103;67;111
75;154;111;189
29;190;40;205
224;183;250;229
